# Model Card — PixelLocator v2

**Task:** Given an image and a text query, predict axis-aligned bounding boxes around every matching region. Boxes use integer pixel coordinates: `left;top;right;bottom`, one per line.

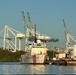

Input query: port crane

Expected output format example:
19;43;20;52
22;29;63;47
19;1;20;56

63;19;76;49
22;11;51;51
63;19;70;50
63;19;76;58
0;25;25;52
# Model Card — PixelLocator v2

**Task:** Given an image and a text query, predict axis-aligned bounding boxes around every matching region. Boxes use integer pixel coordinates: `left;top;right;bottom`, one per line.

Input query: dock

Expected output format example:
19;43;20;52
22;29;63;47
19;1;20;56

45;60;67;65
45;60;76;66
67;60;76;65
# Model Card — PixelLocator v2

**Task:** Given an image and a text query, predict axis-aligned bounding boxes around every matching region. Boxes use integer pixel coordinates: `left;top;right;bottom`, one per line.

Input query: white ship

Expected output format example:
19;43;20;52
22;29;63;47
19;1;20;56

21;40;48;64
20;11;51;64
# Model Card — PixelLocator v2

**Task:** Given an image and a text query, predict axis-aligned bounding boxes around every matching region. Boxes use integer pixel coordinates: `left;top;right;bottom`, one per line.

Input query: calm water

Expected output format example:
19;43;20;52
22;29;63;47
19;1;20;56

0;62;76;74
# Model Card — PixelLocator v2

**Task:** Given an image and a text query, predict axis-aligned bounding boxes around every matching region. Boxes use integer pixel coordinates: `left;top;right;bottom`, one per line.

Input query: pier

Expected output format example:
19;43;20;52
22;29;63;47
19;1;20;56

67;60;76;65
45;60;76;66
45;59;67;65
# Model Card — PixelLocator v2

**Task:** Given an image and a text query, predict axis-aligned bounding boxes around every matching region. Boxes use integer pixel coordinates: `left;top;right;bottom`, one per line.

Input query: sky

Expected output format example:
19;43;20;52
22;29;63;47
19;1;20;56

0;0;76;49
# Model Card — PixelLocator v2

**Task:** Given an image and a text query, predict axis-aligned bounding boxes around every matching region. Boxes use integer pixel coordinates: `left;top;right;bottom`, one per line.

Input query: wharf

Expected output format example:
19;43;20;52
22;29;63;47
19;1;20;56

45;60;67;65
45;60;76;66
67;60;76;65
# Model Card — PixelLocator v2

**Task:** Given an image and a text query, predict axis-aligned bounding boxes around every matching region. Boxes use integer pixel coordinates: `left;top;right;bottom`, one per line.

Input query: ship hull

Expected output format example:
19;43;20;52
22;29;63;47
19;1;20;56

20;54;46;64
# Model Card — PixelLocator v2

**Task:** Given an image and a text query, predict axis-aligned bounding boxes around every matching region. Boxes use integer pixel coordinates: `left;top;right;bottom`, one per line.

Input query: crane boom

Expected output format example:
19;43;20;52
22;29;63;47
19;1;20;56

22;11;27;36
63;19;70;50
27;12;33;30
22;11;51;45
63;19;68;35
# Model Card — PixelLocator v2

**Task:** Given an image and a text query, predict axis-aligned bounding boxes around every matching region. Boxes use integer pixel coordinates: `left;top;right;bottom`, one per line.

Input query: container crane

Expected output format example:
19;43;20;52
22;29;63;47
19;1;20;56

63;19;70;50
63;19;76;59
63;19;76;49
22;11;35;44
22;11;51;47
22;11;27;36
27;12;33;30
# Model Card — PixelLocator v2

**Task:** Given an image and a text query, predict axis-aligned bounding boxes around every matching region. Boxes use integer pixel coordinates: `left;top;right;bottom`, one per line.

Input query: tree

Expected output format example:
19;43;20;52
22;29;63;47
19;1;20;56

50;38;59;57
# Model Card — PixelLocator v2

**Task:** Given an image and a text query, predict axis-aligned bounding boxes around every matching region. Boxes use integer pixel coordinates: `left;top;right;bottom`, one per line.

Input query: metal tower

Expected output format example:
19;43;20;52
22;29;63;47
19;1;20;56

22;11;51;49
0;25;25;52
63;19;76;51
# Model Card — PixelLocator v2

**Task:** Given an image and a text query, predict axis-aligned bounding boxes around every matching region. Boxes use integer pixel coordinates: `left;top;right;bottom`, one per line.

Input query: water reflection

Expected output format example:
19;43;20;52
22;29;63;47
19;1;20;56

0;62;76;74
2;65;9;74
30;65;45;74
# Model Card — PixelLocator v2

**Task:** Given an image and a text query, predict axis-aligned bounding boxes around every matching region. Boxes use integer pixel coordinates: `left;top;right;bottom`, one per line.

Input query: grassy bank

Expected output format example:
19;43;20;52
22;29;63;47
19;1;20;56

0;50;25;62
0;49;56;62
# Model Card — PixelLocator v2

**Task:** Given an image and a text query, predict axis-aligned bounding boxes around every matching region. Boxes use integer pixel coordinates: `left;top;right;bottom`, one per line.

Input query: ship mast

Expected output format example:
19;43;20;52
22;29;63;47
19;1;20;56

34;24;37;43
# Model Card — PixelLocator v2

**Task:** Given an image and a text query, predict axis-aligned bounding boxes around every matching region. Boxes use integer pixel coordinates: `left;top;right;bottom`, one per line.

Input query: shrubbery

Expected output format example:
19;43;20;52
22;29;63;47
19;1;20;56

0;50;25;62
47;50;57;58
0;49;57;62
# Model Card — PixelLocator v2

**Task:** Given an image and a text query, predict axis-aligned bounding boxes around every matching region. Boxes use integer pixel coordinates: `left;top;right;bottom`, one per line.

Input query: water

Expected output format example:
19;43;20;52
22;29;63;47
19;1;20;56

0;62;76;74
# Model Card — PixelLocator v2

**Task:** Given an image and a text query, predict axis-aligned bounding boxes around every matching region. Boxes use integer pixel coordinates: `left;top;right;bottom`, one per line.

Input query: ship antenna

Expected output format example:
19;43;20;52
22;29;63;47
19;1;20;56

34;24;37;43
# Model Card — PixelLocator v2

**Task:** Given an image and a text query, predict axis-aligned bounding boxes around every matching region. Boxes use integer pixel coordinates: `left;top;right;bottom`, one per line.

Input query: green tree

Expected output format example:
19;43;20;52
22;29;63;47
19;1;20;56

49;38;59;58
